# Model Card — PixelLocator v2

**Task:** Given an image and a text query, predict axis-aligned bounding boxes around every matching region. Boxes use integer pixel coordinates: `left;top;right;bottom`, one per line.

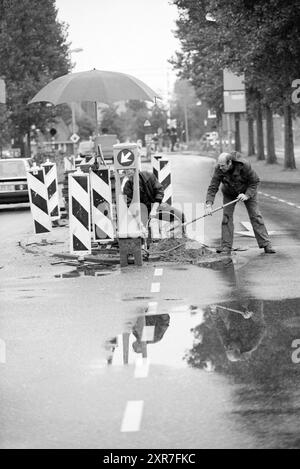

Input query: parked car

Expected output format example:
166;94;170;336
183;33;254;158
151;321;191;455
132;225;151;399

0;158;31;204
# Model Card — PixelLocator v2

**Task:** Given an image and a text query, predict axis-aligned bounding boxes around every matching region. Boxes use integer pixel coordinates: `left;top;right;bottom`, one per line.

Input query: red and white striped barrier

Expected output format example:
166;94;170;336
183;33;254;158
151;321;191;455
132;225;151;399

64;156;75;171
90;167;114;241
151;155;172;205
41;160;60;221
27;163;52;234
68;168;91;255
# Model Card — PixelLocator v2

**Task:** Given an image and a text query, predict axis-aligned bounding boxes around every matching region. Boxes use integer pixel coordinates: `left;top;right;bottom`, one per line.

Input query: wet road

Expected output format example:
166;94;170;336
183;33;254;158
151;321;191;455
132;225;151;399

1;154;300;449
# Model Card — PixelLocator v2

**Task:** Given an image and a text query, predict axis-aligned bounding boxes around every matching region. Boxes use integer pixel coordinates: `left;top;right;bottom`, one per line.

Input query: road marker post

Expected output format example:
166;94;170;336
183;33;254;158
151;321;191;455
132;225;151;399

80;155;96;167
90;167;114;242
68;167;92;255
64;155;75;172
41;159;60;221
151;154;172;205
27;163;52;234
113;143;143;267
151;154;173;239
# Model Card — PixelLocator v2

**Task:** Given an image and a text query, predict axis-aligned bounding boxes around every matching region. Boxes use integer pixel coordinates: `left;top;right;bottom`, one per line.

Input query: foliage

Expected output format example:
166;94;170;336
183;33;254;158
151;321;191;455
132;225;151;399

171;0;300;167
77;114;95;139
171;79;212;140
99;101;169;143
0;0;70;152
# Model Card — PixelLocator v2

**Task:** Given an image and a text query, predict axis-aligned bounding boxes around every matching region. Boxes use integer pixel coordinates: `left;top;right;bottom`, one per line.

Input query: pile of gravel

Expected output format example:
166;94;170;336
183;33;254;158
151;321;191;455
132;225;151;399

149;237;216;263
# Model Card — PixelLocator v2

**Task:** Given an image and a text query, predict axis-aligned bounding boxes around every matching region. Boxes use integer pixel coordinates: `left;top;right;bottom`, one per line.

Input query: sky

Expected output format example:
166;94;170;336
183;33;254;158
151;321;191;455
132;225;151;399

55;0;181;102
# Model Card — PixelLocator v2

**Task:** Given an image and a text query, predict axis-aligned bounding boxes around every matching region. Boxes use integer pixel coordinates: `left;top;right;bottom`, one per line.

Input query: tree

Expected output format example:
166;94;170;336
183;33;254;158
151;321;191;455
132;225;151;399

170;8;224;131
77;114;95;140
170;79;211;142
171;0;300;169
0;0;70;155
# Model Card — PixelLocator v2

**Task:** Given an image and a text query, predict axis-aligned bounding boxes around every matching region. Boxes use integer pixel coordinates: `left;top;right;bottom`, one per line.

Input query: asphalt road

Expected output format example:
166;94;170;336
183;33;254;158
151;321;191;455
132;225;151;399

1;154;300;449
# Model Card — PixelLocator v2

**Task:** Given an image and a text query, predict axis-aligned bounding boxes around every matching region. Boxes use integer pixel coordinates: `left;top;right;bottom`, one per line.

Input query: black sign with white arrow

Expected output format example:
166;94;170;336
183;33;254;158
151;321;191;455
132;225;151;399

117;149;135;167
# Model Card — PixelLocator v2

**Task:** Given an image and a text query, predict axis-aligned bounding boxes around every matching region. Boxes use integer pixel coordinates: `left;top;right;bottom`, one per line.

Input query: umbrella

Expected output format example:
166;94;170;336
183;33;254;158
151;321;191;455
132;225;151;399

28;69;160;105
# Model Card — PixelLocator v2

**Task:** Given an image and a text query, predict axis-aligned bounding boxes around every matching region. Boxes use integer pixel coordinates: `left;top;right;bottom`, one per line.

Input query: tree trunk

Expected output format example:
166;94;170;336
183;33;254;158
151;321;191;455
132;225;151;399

234;113;241;152
218;118;223;153
265;104;277;164
283;103;296;169
247;115;255;156
26;132;31;158
256;102;265;160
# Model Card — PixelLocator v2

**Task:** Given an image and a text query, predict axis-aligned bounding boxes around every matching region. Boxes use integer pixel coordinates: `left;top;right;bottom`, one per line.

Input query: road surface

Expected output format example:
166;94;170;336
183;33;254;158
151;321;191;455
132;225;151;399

1;154;300;449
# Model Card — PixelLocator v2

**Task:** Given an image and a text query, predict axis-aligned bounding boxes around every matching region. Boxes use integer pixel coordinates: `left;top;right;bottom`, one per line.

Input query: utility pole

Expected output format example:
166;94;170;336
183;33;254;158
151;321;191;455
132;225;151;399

183;99;190;145
69;48;83;155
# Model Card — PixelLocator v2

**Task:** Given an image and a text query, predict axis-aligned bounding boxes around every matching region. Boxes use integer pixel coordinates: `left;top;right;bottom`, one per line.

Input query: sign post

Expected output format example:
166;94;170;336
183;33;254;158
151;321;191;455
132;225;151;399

144;120;152;161
113;143;143;267
223;70;246;151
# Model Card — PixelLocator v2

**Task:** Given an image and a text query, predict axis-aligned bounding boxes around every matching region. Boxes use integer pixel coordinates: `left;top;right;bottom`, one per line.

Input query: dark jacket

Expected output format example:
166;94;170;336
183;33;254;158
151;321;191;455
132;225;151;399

206;159;260;205
132;314;170;344
123;171;164;209
214;306;266;354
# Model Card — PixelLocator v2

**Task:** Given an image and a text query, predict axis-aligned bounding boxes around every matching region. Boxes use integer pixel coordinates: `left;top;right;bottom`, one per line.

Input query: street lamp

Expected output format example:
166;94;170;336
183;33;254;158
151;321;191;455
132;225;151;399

205;13;216;22
69;48;83;155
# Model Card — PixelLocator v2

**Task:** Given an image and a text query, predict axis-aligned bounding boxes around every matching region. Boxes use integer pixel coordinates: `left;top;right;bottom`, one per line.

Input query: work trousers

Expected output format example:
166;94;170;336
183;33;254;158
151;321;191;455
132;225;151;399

140;202;186;237
221;192;270;249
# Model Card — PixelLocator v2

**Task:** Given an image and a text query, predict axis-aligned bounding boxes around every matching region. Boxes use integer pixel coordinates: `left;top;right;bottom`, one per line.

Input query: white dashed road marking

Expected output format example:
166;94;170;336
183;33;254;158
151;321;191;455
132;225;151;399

121;401;144;432
141;325;155;342
147;301;158;314
259;191;300;209
151;282;161;293
154;268;163;277
134;356;150;379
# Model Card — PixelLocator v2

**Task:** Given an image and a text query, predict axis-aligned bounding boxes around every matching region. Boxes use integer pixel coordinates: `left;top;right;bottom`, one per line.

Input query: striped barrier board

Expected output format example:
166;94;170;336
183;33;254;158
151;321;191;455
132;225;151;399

41;160;60;221
64;156;75;171
68;169;92;255
90;168;114;242
27;164;52;234
80;155;96;166
75;156;84;167
151;155;172;205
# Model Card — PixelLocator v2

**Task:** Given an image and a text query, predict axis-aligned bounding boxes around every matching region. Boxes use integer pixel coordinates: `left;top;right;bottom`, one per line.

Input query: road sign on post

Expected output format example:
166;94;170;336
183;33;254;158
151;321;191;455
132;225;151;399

224;91;246;113
113;143;143;266
223;69;245;91
70;133;80;144
223;69;246;113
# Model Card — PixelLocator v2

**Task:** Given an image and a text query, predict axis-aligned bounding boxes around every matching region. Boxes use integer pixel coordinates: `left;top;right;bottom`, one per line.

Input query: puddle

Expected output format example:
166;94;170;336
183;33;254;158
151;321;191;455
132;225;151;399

122;296;153;302
18;296;36;299
100;294;300;448
54;265;117;279
197;257;234;270
169;266;188;271
20;276;41;280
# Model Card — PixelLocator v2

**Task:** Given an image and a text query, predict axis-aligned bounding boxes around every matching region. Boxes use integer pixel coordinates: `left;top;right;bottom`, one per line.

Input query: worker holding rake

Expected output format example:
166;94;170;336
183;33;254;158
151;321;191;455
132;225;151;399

205;152;276;254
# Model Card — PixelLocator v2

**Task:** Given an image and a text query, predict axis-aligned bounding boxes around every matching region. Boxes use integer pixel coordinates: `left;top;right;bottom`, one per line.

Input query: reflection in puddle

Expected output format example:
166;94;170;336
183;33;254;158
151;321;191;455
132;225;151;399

55;265;116;278
104;305;204;368
103;296;300;448
186;297;300;449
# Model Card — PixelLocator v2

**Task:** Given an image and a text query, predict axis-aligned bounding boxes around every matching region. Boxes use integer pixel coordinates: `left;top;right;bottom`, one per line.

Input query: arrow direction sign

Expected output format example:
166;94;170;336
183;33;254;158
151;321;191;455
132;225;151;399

117;149;135;167
236;221;277;237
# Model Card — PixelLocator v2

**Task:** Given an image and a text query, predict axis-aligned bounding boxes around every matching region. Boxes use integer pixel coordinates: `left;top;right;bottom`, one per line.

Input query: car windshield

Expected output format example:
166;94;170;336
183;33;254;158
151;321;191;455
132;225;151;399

0;160;27;178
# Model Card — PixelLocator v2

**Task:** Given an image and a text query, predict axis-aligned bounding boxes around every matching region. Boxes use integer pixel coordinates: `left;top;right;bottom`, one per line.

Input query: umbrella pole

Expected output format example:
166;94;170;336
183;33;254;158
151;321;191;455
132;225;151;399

95;101;99;136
